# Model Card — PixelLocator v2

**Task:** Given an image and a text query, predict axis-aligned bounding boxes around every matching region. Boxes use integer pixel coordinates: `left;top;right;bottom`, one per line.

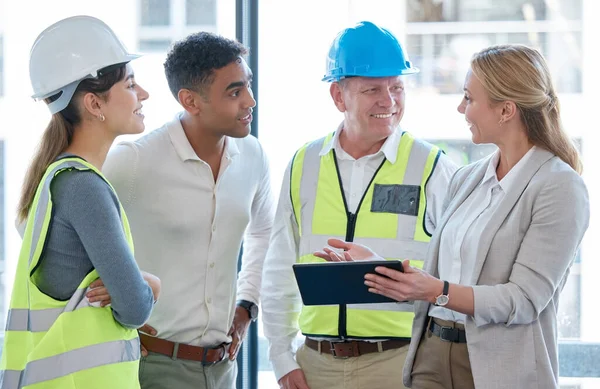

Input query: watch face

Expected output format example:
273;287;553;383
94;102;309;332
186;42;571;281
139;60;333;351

436;295;449;306
249;304;259;320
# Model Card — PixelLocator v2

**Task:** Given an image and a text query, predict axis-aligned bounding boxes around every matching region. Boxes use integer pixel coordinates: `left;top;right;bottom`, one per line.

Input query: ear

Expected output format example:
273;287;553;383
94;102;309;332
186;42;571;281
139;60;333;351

330;83;346;113
81;92;104;119
499;100;518;124
178;89;204;116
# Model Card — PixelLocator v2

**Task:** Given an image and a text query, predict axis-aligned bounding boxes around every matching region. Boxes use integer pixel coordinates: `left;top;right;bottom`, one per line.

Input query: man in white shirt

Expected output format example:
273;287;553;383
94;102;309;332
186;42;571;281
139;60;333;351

261;21;457;389
103;32;274;389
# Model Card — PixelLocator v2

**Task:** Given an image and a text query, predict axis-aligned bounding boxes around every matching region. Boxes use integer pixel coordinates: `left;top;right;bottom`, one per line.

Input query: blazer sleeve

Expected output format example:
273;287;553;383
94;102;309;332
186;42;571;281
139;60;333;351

472;169;590;326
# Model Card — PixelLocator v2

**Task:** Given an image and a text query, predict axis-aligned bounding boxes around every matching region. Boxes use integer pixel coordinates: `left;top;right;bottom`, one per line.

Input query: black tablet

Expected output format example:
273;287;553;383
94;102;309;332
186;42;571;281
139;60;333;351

292;260;404;306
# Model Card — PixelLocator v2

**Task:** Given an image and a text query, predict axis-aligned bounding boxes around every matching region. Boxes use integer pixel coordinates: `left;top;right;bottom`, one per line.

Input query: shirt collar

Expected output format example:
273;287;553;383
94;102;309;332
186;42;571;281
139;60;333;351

168;112;240;162
482;150;500;186
483;146;536;192
319;121;402;164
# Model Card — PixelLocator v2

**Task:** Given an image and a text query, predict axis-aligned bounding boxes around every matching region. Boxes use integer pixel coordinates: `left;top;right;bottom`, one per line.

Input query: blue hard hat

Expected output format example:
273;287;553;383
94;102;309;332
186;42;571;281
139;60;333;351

322;21;419;82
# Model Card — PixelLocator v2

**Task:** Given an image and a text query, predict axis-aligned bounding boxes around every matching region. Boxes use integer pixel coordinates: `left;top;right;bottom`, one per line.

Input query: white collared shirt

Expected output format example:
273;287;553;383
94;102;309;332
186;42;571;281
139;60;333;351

103;113;274;347
261;124;458;381
429;146;536;324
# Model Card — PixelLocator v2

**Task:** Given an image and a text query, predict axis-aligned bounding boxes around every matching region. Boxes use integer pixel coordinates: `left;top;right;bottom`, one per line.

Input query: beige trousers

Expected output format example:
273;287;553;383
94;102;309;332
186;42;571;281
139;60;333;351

410;318;475;389
139;351;237;389
296;342;410;389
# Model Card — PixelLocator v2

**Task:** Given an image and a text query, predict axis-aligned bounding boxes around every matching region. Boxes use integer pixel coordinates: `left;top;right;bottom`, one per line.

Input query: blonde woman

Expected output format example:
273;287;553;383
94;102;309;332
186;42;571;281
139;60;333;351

316;44;589;389
0;16;160;389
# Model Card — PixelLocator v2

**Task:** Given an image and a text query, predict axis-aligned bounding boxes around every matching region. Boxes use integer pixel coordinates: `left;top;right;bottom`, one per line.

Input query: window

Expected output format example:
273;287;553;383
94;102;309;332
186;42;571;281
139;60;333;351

186;0;216;25
406;0;583;94
139;39;172;52
138;0;218;53
407;0;582;22
141;0;171;26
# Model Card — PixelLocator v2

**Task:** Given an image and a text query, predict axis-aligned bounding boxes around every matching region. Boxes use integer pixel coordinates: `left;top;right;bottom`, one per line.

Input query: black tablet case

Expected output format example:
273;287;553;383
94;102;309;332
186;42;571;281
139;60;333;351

292;260;404;305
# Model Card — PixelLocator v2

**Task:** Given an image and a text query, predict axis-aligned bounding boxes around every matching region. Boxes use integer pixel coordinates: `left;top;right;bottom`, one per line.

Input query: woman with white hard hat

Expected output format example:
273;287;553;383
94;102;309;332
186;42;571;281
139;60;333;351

0;15;160;389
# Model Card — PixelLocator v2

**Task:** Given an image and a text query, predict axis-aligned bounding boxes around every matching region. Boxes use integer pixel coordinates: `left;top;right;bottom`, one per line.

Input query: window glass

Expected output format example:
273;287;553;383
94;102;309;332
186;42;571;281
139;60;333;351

141;0;170;26
186;0;217;25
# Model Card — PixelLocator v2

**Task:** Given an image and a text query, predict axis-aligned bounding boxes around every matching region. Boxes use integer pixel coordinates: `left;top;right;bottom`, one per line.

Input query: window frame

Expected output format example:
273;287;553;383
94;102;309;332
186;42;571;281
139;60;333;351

137;0;218;52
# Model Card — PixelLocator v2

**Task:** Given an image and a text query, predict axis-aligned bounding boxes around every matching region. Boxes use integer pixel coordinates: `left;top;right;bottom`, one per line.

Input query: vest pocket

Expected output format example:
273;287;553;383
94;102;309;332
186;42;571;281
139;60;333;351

371;184;420;216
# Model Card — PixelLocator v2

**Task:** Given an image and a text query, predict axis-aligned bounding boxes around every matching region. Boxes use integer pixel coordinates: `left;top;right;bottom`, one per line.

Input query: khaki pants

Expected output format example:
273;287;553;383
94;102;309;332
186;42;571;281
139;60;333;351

296;342;410;389
411;319;474;389
139;351;237;389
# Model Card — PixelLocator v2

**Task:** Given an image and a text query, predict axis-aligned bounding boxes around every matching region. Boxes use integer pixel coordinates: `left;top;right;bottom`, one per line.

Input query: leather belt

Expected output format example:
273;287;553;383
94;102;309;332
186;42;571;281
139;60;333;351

139;333;228;365
428;318;467;343
304;338;410;359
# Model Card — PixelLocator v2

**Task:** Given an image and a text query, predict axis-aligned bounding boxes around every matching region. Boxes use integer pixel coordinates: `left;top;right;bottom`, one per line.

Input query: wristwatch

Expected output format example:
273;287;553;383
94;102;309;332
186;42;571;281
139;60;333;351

237;300;259;321
435;280;450;307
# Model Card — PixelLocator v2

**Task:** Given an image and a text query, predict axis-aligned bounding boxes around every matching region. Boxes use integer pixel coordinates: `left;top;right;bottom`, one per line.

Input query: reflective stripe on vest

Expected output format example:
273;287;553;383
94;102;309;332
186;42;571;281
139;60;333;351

5;285;90;332
0;338;139;388
0;158;140;389
290;131;440;339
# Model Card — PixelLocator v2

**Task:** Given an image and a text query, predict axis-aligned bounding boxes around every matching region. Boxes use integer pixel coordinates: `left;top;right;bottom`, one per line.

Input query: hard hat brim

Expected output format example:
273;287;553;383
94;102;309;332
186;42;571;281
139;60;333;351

322;67;420;82
31;53;141;100
37;54;142;115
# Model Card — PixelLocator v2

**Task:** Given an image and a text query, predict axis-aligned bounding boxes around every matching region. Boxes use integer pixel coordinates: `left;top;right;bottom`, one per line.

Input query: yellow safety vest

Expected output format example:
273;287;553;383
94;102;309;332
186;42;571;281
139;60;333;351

0;157;141;389
291;131;440;340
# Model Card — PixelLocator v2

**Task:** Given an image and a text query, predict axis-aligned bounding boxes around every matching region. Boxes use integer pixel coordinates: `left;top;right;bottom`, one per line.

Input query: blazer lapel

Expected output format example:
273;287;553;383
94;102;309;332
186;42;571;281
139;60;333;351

469;147;555;284
423;157;491;277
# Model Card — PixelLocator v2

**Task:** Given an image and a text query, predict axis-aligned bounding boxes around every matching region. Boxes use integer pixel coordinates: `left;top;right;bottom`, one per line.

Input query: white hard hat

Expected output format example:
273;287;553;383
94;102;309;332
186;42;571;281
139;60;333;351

29;15;141;114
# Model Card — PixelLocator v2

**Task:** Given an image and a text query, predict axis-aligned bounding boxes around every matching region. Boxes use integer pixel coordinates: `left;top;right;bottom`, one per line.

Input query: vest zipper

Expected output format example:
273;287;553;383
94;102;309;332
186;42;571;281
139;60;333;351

332;151;386;340
338;211;357;339
345;212;357;242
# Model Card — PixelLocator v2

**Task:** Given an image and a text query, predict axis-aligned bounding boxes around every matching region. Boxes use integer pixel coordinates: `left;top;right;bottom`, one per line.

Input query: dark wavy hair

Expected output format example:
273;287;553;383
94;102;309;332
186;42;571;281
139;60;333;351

164;32;248;101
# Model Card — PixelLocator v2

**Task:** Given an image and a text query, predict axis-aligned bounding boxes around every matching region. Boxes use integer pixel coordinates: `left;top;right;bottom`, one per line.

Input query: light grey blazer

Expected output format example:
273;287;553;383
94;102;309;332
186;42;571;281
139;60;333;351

403;147;590;389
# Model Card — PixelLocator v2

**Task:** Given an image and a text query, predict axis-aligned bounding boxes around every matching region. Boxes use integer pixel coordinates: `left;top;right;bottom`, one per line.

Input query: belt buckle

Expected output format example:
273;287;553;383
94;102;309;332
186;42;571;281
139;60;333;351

201;344;227;366
330;341;358;359
439;326;458;342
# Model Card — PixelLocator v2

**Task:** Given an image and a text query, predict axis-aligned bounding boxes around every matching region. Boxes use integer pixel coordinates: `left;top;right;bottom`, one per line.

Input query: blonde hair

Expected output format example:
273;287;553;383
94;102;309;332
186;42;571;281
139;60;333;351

471;44;582;174
17;64;127;222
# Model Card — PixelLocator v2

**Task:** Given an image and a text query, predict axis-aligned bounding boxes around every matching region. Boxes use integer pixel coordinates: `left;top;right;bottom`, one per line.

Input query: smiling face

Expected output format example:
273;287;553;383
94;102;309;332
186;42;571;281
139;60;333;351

197;57;256;138
102;64;149;136
331;76;405;142
457;70;504;145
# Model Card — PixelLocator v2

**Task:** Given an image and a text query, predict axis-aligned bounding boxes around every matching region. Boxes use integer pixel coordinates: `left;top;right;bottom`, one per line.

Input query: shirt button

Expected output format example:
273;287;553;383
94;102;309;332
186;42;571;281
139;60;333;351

212;225;216;232
207;297;212;304
210;262;215;268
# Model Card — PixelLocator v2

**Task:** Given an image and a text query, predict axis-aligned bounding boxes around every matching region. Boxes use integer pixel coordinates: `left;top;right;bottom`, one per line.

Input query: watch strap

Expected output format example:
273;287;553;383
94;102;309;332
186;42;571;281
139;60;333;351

237;299;258;320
